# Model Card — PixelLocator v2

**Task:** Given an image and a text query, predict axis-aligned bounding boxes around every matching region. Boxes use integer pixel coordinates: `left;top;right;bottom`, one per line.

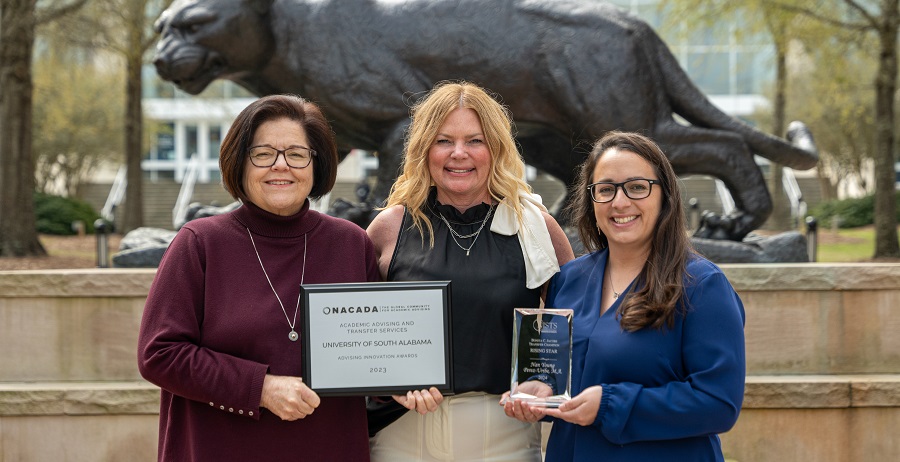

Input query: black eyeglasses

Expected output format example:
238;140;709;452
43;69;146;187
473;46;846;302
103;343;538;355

587;178;661;203
248;146;317;169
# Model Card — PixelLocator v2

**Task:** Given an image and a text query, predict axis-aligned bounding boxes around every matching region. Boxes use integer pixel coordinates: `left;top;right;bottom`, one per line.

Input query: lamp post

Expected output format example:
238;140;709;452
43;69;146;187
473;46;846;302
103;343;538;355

688;198;700;232
805;216;818;263
94;219;112;268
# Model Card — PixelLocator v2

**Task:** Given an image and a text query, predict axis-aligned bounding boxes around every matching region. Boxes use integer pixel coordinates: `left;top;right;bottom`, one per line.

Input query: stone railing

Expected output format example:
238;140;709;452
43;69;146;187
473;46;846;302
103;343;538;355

0;269;157;461
1;264;899;461
720;263;900;461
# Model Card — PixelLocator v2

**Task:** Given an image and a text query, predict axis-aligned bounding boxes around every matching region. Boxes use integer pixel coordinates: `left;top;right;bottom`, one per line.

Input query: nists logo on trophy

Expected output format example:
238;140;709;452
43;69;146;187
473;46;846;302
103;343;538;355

533;320;558;334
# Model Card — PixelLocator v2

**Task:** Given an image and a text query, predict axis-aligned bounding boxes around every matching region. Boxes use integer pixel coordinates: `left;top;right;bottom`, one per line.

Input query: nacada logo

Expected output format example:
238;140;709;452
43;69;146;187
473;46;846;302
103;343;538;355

322;306;380;315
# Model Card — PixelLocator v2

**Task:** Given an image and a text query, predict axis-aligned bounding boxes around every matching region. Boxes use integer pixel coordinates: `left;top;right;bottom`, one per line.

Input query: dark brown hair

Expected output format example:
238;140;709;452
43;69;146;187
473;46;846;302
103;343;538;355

565;131;694;331
219;94;338;202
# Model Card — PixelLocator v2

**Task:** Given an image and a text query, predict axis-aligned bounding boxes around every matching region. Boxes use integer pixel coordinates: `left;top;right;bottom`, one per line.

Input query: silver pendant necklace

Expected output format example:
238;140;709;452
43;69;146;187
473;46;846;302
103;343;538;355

434;204;494;257
247;228;307;342
606;267;620;299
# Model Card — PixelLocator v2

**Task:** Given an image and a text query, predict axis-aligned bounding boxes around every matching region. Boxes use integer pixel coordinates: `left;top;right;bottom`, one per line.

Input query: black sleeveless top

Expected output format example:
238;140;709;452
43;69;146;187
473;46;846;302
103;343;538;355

387;189;541;394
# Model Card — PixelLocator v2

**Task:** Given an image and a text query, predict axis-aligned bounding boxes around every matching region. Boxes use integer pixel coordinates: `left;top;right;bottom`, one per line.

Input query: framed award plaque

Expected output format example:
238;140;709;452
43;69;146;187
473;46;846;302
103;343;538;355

300;281;453;397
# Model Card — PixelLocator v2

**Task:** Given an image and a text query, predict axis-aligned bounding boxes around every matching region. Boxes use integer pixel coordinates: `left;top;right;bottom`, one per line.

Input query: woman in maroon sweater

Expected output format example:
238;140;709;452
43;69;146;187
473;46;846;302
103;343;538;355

138;95;380;461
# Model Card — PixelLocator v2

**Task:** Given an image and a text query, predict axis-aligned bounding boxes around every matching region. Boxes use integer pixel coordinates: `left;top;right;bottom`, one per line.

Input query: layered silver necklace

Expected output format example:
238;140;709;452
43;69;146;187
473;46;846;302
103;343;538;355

434;204;494;256
247;228;307;342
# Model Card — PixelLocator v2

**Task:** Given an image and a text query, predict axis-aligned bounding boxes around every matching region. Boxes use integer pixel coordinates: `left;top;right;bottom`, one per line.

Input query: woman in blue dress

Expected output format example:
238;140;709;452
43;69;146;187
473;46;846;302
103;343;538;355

503;131;746;461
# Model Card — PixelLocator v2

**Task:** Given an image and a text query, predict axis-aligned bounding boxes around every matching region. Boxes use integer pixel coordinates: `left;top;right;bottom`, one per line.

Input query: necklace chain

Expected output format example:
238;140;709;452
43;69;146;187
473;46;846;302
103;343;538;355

606;267;620;299
434;204;494;256
247;228;306;341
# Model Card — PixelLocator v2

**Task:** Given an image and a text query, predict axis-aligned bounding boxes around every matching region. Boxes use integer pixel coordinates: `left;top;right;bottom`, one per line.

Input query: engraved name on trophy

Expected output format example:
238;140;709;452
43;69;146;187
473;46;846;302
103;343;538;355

509;308;573;408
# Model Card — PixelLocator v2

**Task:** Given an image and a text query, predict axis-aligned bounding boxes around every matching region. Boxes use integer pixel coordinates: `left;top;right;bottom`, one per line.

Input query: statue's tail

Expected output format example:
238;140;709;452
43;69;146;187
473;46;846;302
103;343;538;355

642;26;818;169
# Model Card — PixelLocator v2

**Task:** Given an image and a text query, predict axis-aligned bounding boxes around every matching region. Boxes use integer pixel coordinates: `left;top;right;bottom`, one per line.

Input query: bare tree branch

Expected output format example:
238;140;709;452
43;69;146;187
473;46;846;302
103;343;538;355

841;0;880;28
35;0;89;25
766;0;873;31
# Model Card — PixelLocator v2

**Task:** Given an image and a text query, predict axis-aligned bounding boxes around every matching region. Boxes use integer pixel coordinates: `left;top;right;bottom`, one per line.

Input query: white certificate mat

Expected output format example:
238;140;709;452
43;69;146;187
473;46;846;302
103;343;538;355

301;281;453;396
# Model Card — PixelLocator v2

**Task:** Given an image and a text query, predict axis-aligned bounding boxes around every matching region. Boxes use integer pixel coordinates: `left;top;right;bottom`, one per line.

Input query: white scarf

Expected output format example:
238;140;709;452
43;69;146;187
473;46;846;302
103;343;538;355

490;192;560;289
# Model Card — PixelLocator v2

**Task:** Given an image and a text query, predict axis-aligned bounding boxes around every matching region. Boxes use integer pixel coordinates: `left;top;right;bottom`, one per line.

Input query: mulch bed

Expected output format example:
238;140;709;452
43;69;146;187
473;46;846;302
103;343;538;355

0;234;123;270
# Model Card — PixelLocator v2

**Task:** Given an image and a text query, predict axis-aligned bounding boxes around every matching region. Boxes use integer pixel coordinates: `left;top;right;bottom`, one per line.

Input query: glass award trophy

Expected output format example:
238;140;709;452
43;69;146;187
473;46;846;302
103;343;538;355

508;308;573;408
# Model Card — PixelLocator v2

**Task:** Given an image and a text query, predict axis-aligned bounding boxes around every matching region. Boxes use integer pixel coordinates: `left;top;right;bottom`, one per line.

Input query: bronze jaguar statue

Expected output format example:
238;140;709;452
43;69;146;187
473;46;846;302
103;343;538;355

152;0;818;241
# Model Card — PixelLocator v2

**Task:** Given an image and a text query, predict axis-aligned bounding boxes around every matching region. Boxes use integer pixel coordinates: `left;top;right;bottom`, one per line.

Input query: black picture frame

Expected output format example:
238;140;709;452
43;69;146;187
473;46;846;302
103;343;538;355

301;281;453;397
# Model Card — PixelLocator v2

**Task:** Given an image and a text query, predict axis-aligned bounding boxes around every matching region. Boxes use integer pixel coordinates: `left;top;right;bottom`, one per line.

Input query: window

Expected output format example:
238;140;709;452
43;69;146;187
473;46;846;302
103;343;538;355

208;126;222;159
687;51;730;95
736;49;773;95
186;125;198;159
156;123;176;160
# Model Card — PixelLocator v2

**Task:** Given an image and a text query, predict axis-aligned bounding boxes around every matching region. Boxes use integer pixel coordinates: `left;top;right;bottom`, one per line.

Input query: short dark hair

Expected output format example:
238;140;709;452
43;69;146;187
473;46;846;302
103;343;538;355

219;94;338;202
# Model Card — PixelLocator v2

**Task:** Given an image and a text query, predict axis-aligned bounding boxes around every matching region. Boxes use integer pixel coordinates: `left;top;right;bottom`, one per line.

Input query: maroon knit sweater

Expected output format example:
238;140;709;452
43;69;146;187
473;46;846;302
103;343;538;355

138;200;380;461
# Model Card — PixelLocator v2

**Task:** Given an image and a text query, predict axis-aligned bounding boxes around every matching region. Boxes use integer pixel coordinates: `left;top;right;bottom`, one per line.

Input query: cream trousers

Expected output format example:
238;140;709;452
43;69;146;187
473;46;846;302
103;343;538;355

369;392;542;462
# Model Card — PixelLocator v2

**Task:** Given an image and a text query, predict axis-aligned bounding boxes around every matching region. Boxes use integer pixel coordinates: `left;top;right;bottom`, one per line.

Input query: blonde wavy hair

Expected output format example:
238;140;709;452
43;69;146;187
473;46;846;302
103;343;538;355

385;81;532;246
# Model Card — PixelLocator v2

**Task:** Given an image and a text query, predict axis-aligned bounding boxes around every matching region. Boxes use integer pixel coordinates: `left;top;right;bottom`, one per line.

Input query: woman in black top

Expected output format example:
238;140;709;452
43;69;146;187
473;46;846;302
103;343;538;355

366;81;574;461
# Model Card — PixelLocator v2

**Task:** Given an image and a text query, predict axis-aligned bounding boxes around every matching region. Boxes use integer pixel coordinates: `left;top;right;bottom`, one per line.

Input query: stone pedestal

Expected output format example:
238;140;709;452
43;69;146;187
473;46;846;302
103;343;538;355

2;265;900;461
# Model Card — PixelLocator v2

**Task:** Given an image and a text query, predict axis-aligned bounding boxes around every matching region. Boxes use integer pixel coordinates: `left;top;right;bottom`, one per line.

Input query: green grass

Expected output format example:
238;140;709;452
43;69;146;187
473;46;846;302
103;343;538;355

814;226;900;262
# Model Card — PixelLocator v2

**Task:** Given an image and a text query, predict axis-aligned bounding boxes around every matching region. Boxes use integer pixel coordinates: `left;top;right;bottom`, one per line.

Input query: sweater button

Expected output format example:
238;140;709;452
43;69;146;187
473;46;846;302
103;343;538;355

249;411;254;416
239;410;244;415
209;402;214;406
229;408;234;412
219;405;225;410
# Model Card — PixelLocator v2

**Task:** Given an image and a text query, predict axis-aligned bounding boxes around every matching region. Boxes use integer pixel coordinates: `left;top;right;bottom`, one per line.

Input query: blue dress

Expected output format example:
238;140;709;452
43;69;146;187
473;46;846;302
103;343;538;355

544;250;745;462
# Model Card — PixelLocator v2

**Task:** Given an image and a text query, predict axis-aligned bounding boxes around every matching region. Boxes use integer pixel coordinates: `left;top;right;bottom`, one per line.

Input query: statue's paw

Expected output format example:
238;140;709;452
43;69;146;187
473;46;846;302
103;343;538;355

786;121;817;154
327;198;379;228
693;210;755;241
785;120;819;168
692;231;809;263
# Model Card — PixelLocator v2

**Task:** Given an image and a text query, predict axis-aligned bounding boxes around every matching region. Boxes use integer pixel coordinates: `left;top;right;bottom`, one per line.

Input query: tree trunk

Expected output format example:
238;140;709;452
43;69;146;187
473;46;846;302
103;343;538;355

768;39;791;230
0;0;47;257
872;2;899;259
120;31;144;234
816;163;837;202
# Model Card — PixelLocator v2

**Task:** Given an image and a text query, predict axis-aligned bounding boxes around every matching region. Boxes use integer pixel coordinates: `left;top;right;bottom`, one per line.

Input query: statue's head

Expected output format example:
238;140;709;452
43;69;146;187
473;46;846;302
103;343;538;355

152;0;276;95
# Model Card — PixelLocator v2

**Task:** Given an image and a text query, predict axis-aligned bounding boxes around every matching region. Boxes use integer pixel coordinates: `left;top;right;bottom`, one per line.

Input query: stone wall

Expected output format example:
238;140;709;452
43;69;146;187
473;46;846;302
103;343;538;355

719;263;900;461
1;265;899;461
0;269;157;461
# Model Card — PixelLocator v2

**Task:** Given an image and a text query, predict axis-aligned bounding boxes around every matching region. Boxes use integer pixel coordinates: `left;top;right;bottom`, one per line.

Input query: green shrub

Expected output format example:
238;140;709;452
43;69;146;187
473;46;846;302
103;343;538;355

810;191;900;228
34;192;101;235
